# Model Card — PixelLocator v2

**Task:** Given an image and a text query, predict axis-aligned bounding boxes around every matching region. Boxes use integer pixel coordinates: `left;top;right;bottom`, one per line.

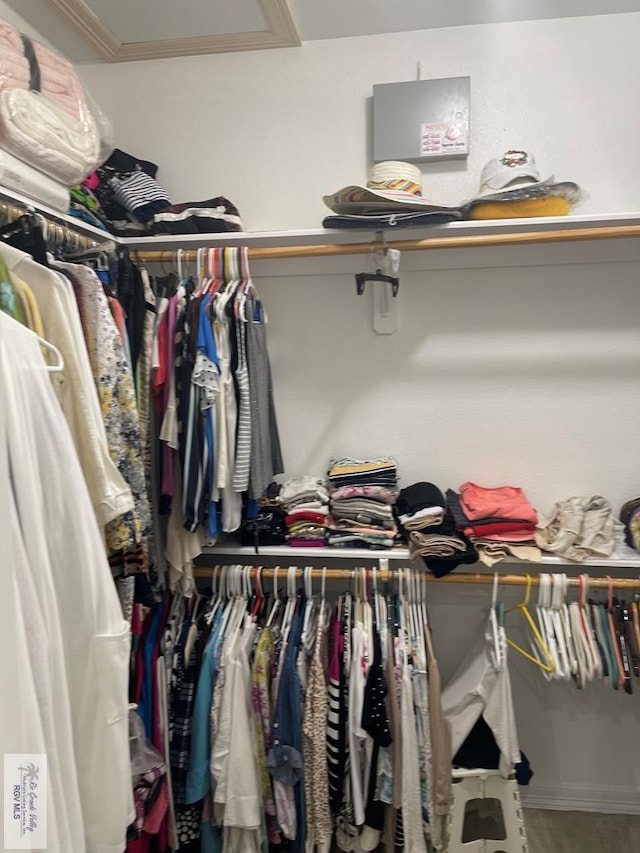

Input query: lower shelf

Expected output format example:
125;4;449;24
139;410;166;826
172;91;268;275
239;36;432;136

200;543;640;569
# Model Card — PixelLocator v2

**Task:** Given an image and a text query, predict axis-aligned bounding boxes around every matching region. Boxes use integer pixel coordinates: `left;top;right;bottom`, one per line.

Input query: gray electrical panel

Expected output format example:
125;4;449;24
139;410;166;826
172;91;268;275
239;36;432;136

373;76;470;163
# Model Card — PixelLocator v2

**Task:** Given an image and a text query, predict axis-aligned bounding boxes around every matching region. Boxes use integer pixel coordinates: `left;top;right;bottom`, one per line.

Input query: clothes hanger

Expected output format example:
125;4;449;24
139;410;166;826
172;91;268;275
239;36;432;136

265;565;281;629
302;566;315;641
606;576;625;690
630;597;640;678
535;574;558;680
587;584;609;683
613;594;633;694
568;575;589;688
251;566;264;621
596;580;617;689
505;573;555;673
282;566;298;645
38;334;64;373
620;597;640;680
555;573;577;680
578;574;601;682
548;574;571;681
489;571;503;668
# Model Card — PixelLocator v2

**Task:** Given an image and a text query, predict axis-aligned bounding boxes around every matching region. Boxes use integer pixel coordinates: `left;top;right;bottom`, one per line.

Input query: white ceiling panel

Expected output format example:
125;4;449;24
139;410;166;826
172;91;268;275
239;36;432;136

2;0;639;62
83;0;267;43
292;0;640;41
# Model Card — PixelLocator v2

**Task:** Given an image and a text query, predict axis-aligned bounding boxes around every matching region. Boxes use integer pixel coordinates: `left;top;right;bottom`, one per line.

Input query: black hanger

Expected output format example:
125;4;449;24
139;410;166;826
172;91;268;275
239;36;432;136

355;270;399;297
0;213;48;266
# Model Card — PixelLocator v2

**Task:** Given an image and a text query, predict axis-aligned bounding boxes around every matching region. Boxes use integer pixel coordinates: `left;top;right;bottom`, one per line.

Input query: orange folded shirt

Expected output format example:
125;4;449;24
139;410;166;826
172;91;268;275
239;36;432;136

459;481;537;524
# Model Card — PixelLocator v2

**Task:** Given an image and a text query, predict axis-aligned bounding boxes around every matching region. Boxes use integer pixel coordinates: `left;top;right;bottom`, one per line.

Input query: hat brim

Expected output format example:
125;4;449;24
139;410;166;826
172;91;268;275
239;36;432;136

476;174;553;198
323;184;458;214
467;180;581;206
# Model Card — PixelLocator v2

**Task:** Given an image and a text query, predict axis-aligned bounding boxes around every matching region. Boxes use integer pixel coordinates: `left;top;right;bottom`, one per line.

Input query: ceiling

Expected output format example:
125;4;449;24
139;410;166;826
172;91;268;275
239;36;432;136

4;0;640;62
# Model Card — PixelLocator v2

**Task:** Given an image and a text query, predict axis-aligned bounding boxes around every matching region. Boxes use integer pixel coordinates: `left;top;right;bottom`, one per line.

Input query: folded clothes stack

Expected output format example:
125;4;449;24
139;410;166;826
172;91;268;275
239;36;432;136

395;482;478;577
327;457;399;549
277;476;329;547
536;495;624;562
447;482;540;566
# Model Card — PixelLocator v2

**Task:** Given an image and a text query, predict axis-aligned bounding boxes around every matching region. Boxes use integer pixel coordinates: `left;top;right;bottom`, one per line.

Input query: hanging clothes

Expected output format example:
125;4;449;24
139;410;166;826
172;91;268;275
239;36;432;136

53;257;153;576
0;241;134;531
0;312;134;853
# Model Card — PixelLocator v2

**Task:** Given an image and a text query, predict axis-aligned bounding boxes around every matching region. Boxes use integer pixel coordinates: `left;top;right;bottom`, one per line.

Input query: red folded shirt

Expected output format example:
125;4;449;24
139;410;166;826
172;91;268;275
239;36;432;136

285;511;327;526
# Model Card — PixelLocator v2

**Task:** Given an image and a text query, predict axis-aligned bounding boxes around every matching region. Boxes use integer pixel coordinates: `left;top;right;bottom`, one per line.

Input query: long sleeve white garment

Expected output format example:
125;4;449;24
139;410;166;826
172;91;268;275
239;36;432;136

0;396;81;853
1;313;134;853
0;243;133;527
401;662;429;853
441;620;521;777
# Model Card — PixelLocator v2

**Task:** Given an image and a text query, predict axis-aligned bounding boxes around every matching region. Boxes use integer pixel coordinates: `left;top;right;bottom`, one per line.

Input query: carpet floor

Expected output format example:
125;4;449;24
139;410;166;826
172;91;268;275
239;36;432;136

524;808;640;853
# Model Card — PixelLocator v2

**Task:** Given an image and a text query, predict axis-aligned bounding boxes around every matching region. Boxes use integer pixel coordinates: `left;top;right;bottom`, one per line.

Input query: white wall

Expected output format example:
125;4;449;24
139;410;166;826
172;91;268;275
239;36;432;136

0;0;55;48
78;14;640;809
239;238;640;808
79;12;640;231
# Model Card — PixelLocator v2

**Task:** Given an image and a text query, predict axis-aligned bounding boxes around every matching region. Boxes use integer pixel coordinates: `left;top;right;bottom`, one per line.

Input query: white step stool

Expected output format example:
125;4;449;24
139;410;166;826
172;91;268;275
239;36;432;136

446;768;529;853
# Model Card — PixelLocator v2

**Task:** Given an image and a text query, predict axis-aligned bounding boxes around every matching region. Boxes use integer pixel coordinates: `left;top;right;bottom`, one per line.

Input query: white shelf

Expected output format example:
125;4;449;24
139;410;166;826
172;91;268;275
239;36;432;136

201;543;640;570
119;211;640;254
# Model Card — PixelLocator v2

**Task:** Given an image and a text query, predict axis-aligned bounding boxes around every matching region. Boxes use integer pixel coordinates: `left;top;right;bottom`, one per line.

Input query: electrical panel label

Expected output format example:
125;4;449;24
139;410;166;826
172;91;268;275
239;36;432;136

420;121;468;157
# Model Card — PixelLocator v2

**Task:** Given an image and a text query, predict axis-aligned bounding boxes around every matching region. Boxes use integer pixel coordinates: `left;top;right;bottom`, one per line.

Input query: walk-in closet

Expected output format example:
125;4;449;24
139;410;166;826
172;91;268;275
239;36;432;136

0;2;639;852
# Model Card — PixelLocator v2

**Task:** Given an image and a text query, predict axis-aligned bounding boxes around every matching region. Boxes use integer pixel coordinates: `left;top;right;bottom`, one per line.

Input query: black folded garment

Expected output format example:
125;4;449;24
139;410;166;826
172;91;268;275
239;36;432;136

396;482;446;517
102;148;159;178
150;197;243;234
322;209;461;229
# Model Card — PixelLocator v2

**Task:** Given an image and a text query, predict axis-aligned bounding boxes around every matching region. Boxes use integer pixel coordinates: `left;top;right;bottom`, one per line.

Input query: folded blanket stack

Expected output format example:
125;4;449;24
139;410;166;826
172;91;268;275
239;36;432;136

395;482;478;576
0;18;111;187
327;457;399;549
278;476;329;547
447;482;540;566
0;20;30;94
32;40;86;119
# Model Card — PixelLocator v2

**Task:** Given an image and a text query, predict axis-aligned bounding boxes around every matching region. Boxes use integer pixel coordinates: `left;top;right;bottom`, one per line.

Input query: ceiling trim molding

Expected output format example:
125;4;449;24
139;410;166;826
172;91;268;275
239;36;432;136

44;0;301;62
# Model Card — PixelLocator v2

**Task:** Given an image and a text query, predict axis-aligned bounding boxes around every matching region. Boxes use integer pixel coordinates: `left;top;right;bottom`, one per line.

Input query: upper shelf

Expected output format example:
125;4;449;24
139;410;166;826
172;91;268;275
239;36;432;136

1;179;639;261
120;211;640;260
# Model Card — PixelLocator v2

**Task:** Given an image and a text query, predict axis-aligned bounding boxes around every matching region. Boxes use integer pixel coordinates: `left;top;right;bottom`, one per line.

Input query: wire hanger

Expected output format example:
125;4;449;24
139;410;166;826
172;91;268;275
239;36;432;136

505;573;555;673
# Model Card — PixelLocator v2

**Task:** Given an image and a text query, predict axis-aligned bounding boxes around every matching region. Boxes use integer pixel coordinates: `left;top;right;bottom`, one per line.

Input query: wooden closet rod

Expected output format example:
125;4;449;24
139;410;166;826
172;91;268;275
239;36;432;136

193;567;640;589
133;224;640;263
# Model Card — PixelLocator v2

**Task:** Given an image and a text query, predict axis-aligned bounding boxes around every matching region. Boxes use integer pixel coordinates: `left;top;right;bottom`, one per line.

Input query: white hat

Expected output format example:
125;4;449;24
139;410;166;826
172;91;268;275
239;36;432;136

478;149;550;196
469;149;581;206
323;160;458;214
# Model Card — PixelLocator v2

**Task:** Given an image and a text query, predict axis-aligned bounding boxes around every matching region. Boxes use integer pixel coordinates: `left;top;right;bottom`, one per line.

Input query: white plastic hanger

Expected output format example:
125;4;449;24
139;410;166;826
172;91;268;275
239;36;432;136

536;574;558;680
556;573;578;678
281;566;297;645
549;574;570;680
41;335;64;373
489;571;504;669
580;574;602;680
302;565;315;641
266;565;281;629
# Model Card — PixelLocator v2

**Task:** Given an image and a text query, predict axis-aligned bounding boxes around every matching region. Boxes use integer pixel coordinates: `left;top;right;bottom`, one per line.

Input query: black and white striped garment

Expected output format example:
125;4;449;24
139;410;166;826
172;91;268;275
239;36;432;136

110;170;171;219
232;316;251;492
327;605;348;816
